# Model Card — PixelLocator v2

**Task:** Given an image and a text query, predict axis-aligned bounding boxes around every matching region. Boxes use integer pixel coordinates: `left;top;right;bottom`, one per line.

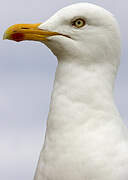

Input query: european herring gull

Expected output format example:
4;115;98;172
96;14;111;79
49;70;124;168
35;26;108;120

3;3;128;180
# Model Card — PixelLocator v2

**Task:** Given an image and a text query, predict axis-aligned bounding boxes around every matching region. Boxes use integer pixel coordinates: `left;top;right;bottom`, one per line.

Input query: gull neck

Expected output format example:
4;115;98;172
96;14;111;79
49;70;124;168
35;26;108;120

45;58;121;135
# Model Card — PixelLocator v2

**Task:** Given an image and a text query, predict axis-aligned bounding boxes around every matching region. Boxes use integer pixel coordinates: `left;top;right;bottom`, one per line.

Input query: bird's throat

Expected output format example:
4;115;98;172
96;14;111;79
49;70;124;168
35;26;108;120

45;59;119;139
35;58;122;179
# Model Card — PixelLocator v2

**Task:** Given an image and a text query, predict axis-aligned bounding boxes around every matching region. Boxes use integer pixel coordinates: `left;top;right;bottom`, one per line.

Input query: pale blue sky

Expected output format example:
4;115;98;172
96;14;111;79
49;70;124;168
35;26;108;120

0;0;128;179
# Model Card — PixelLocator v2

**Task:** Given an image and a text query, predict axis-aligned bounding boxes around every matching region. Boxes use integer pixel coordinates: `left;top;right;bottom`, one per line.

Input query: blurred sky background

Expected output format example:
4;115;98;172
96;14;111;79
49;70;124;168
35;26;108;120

0;0;128;179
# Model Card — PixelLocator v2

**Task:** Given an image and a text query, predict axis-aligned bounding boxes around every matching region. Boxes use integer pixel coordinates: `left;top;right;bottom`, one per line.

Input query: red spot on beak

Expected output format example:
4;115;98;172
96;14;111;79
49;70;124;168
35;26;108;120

11;33;24;42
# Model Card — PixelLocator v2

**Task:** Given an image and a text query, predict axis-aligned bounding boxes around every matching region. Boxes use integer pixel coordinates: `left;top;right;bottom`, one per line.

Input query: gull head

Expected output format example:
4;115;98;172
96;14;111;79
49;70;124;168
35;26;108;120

3;3;121;65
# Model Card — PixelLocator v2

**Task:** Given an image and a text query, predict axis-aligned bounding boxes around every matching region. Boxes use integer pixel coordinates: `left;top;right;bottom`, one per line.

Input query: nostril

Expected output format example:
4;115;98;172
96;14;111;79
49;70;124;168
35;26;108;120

21;27;30;29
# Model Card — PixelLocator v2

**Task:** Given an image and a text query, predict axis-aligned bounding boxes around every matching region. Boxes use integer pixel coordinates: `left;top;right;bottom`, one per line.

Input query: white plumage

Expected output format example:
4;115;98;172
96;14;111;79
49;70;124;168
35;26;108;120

34;3;128;180
4;2;128;180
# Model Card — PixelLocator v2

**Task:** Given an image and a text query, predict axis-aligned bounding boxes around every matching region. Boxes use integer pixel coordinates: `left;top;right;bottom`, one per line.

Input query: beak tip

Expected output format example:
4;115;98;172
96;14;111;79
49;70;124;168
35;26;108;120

3;34;6;40
3;32;8;40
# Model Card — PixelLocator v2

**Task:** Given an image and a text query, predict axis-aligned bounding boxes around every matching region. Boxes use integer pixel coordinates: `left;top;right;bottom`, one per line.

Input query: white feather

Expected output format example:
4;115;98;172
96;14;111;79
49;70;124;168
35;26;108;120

34;3;128;180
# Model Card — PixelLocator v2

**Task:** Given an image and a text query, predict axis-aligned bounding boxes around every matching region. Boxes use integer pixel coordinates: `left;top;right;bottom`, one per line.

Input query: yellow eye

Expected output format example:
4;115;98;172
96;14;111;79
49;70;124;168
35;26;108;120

72;18;86;28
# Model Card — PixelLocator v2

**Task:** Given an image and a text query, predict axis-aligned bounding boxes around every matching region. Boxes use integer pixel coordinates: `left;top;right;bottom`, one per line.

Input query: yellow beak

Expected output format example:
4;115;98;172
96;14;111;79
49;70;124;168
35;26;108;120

3;23;61;42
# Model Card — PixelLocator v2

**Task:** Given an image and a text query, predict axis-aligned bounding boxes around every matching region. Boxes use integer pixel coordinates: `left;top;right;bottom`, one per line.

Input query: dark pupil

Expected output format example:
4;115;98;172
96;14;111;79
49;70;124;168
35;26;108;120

77;21;81;24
